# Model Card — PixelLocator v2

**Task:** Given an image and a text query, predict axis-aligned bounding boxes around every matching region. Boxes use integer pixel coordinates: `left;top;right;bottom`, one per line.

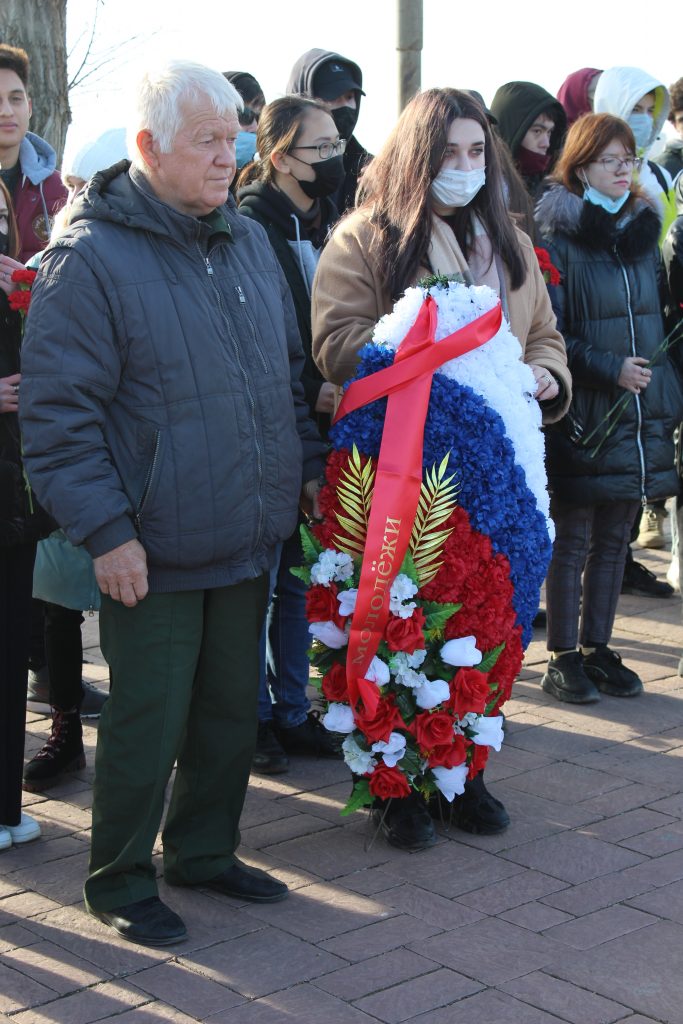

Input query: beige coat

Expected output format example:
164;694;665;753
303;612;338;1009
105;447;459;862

311;209;571;423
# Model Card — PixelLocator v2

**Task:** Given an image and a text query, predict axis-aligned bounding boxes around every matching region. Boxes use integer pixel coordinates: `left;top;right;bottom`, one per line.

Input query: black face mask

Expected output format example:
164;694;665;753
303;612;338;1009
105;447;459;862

331;105;358;141
294;154;345;199
0;230;8;257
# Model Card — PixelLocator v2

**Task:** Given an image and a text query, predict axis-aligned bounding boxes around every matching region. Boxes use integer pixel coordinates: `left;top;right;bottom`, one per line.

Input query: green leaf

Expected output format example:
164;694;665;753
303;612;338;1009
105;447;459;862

395;689;417;724
289;565;311;585
476;643;506;673
300;523;323;563
424;603;461;633
399;551;419;585
341;777;373;816
398;746;423;776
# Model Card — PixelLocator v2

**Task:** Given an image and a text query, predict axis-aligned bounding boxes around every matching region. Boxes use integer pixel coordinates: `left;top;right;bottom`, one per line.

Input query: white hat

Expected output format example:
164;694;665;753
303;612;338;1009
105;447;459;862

67;128;128;181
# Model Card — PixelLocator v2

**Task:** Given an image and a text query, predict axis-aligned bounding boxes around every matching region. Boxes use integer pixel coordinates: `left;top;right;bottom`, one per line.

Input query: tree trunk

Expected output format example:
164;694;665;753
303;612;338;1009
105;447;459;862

0;0;70;166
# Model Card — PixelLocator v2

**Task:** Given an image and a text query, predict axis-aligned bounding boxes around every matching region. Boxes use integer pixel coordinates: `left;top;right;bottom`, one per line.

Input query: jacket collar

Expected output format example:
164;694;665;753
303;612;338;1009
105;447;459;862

536;183;661;258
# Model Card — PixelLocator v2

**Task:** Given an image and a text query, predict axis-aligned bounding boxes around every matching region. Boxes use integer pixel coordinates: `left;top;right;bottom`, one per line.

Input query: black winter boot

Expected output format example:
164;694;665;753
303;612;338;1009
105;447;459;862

22;709;86;792
432;770;511;835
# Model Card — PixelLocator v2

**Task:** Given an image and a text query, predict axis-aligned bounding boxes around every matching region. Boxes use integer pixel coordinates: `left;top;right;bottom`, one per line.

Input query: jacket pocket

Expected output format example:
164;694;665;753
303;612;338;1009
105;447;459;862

134;427;162;531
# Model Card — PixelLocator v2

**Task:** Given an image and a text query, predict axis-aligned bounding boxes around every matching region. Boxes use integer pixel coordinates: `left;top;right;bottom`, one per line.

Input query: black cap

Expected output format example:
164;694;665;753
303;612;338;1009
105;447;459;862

223;71;265;109
313;60;365;101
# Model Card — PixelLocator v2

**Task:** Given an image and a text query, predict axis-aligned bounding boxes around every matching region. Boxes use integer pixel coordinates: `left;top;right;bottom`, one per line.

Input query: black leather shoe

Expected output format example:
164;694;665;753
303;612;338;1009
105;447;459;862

445;770;510;835
372;792;436;851
202;858;288;902
252;721;289;775
275;711;342;758
87;896;186;947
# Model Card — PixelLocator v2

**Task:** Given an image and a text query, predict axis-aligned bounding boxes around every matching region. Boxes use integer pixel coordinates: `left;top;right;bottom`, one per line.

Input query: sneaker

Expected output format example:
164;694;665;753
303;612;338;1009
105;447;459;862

637;507;667;549
621;559;674;598
372;792;436;851
252;721;289;775
541;651;601;704
0;827;12;851
23;710;86;792
666;558;680;593
583;645;643;697
3;813;41;844
27;666;108;718
275;711;342;758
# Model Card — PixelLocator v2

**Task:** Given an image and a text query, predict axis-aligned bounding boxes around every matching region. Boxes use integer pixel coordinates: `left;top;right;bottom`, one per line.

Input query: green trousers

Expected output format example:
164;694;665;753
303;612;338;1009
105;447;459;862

84;574;269;912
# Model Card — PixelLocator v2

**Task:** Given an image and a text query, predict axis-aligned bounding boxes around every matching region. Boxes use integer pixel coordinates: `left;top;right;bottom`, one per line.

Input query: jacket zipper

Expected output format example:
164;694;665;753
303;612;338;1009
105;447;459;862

134;429;161;530
236;285;269;375
616;249;647;505
198;247;265;555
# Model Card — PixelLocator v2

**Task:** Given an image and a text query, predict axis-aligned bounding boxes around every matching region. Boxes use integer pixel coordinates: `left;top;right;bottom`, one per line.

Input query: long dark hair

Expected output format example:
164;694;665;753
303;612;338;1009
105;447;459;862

0;178;19;260
358;88;527;300
236;95;328;189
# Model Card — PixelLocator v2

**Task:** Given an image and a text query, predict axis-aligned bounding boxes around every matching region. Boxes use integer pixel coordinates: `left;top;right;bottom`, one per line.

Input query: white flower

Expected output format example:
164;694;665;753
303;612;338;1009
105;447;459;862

366;656;390;687
394;667;428;690
371;731;406;768
342;734;375;774
465;714;505;752
337;588;358;617
432;764;468;802
323;703;355;733
440;636;482;667
311;550;355;586
389;574;419;618
414;677;450;710
391;649;427;674
309;620;348;649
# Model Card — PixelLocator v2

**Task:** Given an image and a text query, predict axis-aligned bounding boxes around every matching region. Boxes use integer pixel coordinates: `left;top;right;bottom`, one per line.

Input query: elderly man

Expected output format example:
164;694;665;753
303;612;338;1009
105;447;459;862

19;61;326;947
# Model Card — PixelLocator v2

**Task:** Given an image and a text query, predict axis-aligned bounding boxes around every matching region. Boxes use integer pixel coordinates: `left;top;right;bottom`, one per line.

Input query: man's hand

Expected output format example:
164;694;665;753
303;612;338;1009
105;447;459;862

94;539;149;607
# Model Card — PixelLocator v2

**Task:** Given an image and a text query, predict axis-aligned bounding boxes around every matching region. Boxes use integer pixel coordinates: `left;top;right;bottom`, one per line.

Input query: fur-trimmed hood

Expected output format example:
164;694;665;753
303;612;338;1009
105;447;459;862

535;184;661;258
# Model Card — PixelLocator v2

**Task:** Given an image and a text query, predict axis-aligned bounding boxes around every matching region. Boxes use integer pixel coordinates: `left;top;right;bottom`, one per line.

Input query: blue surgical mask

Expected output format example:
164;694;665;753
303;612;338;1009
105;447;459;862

583;184;630;214
628;112;653;152
235;131;257;169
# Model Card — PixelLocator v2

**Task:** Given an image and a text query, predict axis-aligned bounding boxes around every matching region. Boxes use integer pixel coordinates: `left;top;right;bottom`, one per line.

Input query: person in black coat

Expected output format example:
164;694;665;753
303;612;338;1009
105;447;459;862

237;95;342;772
0;180;48;849
535;113;683;704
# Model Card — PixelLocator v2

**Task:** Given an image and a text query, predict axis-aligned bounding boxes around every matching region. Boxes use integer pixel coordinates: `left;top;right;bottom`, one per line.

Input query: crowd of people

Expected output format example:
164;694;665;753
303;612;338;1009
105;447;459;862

0;40;682;947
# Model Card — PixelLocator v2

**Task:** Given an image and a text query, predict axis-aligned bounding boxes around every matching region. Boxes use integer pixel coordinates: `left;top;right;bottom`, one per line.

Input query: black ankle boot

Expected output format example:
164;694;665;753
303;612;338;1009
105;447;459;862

371;792;436;851
443;770;510;834
23;709;85;792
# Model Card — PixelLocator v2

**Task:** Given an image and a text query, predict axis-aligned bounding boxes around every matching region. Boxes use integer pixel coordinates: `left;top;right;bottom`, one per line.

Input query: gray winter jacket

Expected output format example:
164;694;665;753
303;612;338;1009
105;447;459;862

19;161;326;593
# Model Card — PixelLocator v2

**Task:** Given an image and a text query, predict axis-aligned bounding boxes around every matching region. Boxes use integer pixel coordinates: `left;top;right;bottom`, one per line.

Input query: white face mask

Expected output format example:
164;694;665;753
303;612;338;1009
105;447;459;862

431;167;486;208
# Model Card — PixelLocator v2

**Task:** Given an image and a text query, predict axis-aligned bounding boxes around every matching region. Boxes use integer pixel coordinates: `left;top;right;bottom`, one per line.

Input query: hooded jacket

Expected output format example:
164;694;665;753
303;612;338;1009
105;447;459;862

490;82;567;197
19;161;326;593
536;184;683;505
663;173;683;324
12;132;67;263
593;67;676;236
659;136;683;181
557;68;601;127
286;48;371;213
238;180;336;427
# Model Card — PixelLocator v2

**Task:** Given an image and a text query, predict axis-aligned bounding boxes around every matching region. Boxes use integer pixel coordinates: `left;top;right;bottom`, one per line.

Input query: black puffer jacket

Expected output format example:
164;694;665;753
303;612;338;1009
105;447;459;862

535;185;683;505
0;293;52;546
663;173;683;325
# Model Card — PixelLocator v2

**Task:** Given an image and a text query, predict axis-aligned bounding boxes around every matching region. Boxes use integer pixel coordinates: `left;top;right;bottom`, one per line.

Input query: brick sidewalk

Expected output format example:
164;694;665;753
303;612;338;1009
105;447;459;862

2;546;683;1023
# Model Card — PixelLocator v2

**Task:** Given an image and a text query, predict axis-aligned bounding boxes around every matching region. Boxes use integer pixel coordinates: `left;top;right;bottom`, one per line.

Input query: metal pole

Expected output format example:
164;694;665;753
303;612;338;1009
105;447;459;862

397;0;423;113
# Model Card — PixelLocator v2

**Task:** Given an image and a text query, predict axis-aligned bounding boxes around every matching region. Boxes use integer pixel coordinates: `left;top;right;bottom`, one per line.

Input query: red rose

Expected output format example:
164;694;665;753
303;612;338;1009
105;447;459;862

321;662;349;703
468;741;489;779
428;732;467;768
355;696;403;743
415;709;455;755
451;668;490;720
385;607;426;653
305;583;339;623
368;762;412;800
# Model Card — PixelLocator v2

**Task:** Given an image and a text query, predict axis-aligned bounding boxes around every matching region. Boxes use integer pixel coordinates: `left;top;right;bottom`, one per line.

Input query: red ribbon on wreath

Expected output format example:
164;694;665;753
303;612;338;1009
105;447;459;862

333;294;503;715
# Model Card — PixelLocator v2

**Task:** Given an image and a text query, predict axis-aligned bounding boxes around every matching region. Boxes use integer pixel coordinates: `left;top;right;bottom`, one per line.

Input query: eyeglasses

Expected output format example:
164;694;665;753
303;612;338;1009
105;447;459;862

290;138;347;160
592;156;642;172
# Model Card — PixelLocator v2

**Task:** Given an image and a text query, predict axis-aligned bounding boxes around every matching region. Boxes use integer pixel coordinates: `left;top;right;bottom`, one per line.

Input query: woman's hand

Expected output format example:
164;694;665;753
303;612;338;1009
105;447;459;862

315;381;337;415
528;363;560;402
618;356;652;394
0;373;20;413
0;255;25;297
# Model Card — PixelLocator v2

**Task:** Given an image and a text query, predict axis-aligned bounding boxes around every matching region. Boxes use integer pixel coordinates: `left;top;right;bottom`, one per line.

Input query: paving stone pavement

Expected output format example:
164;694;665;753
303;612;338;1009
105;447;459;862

2;546;683;1023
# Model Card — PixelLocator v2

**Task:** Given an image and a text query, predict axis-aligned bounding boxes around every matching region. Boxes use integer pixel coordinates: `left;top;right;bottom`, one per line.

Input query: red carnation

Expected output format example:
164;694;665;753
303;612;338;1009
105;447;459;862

321;662;349;703
368;762;412;800
10;268;37;286
305;583;339;623
450;667;491;720
415;709;455;755
8;290;31;313
385;607;425;653
355;695;403;743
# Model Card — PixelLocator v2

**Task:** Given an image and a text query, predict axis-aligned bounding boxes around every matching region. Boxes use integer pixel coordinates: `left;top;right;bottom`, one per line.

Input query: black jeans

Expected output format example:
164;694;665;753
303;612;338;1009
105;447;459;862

29;598;84;711
546;498;640;652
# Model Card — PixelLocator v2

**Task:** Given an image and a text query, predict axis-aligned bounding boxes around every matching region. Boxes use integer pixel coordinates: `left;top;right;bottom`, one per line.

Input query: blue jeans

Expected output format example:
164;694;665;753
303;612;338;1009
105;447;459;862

258;529;311;728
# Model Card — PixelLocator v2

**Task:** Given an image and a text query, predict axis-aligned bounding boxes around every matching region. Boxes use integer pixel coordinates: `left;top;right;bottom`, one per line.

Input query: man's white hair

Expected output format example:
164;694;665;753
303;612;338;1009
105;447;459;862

129;60;243;168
